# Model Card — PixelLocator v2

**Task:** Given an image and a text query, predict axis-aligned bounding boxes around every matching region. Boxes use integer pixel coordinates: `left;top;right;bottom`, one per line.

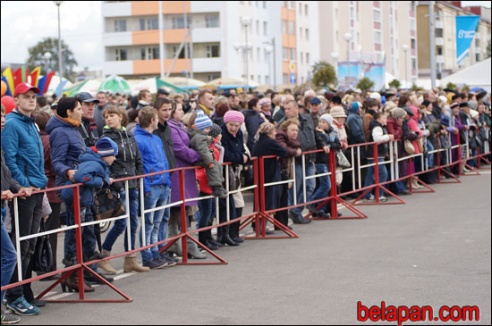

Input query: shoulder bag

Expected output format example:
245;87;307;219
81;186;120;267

94;189;125;221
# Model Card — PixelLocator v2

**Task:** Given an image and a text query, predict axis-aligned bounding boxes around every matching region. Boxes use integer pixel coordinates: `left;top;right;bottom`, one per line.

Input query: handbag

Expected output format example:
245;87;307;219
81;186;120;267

227;165;240;191
417;138;425;153
404;139;415;155
336;151;351;168
33;221;54;273
94;189;125;221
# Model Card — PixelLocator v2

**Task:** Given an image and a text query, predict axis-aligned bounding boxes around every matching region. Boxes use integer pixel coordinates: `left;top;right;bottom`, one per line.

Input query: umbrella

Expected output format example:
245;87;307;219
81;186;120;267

98;74;131;94
63;79;102;97
132;77;185;95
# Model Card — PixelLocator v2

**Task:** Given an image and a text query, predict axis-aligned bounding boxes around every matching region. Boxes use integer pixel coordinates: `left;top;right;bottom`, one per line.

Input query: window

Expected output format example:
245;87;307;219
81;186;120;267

205;15;219;28
299;27;303;40
305;4;308;15
412;58;416;70
374;31;382;44
281;20;287;34
265;76;270;84
172;45;186;59
290;48;296;61
306;53;310;64
299;2;302;14
283;73;289;84
139;17;158;30
255;1;259;7
282;47;289;60
263;1;267;8
305;28;309;41
206;45;220;57
437;47;443;55
289;21;295;35
283;1;288;7
172;16;185;29
264;49;269;62
207;74;220;81
256;20;260;34
300;52;303;64
289;1;295;9
373;9;381;22
257;48;260;62
475;53;480;62
263;21;268;36
114;19;127;32
140;47;160;60
411;39;416;49
258;75;262;84
115;48;127;61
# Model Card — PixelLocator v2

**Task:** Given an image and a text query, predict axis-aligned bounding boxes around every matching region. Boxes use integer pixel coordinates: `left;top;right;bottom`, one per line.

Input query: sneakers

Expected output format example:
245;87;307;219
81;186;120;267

380;196;388;202
143;258;168;269
84;272;114;284
364;194;375;201
6;296;39;316
159;252;178;267
289;212;311;224
1;307;21;324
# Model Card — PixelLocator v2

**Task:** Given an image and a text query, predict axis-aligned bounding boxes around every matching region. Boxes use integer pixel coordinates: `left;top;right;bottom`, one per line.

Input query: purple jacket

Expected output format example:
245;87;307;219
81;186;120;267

168;118;201;206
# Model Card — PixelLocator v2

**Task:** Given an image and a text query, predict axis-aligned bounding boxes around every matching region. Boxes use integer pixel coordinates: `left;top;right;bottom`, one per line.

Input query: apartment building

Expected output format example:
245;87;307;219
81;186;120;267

416;1;491;80
318;1;418;85
101;1;323;88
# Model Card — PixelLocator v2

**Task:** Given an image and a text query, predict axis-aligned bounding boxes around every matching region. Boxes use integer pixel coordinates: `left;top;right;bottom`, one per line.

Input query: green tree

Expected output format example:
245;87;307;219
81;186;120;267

388;79;401;89
26;37;77;81
356;77;375;92
312;61;337;89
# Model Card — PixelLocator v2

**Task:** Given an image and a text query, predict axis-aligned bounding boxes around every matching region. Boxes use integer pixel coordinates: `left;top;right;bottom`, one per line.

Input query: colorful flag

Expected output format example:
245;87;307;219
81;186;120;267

30;67;42;87
38;71;55;95
1;68;15;96
456;16;480;65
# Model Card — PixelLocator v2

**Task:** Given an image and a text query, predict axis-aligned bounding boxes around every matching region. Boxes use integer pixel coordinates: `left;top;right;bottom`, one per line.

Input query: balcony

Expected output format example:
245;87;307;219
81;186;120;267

435;37;444;46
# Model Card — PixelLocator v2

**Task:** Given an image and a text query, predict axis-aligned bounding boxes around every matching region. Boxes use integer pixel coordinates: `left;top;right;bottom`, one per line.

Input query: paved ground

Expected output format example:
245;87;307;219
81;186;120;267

20;170;492;325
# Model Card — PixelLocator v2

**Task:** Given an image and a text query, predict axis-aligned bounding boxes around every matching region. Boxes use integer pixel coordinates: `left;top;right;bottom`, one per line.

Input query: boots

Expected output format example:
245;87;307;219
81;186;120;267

186;239;206;259
60;272;94;293
98;250;117;275
218;225;239;246
412;177;423;189
123;254;150;273
229;220;244;243
167;214;182;256
199;231;218;250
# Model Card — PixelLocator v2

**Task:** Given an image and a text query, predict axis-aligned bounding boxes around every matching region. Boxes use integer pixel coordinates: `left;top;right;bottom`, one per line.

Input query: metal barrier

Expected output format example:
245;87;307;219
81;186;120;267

2;132;490;304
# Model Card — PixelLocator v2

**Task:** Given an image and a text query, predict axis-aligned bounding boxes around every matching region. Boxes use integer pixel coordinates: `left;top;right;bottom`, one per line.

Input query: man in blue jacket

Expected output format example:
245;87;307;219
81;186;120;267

1;83;47;315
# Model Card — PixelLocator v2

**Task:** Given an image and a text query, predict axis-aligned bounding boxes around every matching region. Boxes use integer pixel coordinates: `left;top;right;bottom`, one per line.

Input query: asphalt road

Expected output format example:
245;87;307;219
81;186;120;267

23;170;491;325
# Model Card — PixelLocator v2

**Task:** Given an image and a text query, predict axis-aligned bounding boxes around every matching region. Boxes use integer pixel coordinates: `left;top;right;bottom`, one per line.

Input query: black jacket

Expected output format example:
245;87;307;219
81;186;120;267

314;127;341;164
101;127;144;190
153;121;176;172
296;113;319;163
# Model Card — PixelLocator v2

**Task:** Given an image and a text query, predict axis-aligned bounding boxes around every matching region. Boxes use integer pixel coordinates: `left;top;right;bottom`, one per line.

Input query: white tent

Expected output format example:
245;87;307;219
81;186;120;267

439;58;491;92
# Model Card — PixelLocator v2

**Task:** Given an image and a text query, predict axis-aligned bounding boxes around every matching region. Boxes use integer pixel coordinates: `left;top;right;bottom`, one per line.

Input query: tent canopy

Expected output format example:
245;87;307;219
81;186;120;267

440;58;491;92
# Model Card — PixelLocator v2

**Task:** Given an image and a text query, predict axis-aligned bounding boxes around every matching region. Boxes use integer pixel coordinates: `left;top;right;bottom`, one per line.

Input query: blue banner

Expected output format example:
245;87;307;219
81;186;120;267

456;16;480;65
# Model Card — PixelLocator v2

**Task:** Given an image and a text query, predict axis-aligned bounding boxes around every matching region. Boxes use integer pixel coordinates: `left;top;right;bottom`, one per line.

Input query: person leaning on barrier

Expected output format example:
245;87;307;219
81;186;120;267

363;111;394;202
1;83;47;315
252;122;287;230
386;108;411;196
99;105;150;274
2;148;33;324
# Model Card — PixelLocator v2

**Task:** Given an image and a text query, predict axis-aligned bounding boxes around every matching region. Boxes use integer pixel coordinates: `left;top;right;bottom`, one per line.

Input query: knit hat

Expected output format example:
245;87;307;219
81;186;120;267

194;111;213;130
468;100;478;110
329;106;347;118
310;97;322;105
209;124;222;138
441;116;450;127
223;110;244;124
95;138;118;157
390;107;407;119
369;92;381;100
319;113;333;126
258;97;271;107
422;100;431;107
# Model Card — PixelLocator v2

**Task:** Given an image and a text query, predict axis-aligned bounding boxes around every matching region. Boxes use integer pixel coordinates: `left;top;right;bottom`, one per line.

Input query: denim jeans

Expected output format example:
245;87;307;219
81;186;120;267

1;215;17;304
157;188;171;251
289;161;315;216
102;188;139;252
140;185;170;263
197;192;215;230
364;157;389;198
308;163;331;211
64;204;98;266
427;140;435;168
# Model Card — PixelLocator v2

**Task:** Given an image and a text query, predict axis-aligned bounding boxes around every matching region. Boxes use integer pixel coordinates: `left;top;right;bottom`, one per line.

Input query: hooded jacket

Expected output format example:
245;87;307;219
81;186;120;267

1;109;47;188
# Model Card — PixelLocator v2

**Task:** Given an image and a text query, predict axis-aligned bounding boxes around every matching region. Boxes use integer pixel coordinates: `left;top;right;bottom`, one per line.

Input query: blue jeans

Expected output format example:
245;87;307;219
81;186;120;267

140;185;170;263
197;193;215;230
157;189;171;251
64;205;98;267
102;188;139;252
427;140;435;168
308;163;331;211
289;161;315;216
1;214;17;304
363;157;389;198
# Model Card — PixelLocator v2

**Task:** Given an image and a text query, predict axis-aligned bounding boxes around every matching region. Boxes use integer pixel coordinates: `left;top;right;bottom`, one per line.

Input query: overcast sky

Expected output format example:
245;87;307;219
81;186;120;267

1;1;490;72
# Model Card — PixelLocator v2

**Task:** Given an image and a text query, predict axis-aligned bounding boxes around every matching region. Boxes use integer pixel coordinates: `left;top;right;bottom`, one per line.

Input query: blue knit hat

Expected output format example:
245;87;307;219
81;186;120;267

209;124;222;138
194;112;213;130
95;138;118;157
349;101;360;113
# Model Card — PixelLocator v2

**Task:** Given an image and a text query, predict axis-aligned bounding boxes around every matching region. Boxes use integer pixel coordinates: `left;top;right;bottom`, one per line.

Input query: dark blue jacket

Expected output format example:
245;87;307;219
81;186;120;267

60;149;111;206
1;109;47;188
46;115;86;186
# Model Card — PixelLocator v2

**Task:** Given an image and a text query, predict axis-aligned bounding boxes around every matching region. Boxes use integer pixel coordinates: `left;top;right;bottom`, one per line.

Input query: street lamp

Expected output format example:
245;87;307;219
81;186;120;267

43;52;52;75
331;52;339;77
402;44;409;88
344;32;352;83
263;37;277;91
241;16;252;91
53;1;63;98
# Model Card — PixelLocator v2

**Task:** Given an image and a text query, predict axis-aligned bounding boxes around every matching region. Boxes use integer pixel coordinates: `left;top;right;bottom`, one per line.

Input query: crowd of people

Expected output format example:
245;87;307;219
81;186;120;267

1;82;491;323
